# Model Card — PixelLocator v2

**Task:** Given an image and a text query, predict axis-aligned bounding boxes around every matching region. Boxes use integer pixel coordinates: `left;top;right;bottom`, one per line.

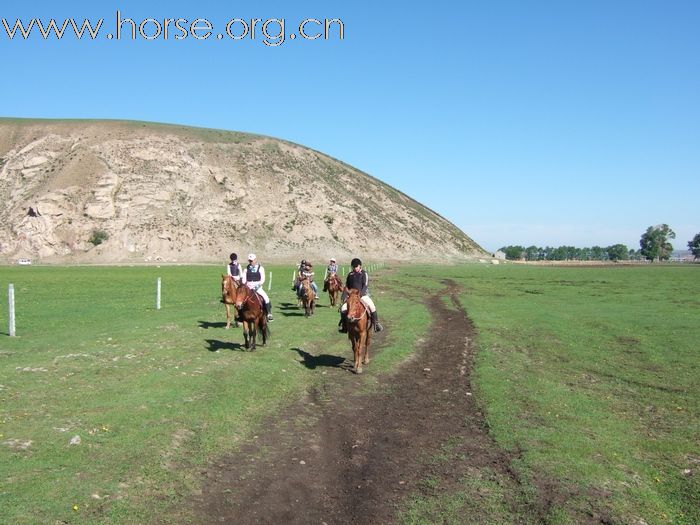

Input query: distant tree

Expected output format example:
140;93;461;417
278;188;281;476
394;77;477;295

524;245;539;261
606;244;629;261
500;245;525;260
628;249;643;261
590;246;607;261
640;224;676;261
688;233;700;260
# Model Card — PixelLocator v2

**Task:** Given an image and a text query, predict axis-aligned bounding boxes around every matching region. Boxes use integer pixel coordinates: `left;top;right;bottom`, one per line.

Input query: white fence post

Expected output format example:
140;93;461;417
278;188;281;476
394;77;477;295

156;278;161;310
268;271;272;291
8;283;16;337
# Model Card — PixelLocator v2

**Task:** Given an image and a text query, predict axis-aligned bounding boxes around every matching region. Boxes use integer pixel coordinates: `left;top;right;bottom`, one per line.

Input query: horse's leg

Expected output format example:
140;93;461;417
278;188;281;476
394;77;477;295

364;324;371;365
225;304;231;329
250;318;257;350
355;332;365;374
243;320;250;349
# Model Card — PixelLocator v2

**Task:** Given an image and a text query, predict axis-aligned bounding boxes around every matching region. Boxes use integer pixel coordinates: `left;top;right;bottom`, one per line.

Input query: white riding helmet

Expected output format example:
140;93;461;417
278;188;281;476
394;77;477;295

248;253;256;261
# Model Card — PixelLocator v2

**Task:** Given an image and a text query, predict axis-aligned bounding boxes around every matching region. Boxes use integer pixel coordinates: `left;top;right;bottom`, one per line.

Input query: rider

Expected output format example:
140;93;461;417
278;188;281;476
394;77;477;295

323;257;338;291
241;253;274;321
226;252;242;284
338;257;383;333
297;262;319;299
292;258;307;294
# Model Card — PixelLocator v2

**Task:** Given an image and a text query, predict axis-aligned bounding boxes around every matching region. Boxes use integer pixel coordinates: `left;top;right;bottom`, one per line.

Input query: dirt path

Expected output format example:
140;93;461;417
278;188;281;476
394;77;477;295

191;281;541;524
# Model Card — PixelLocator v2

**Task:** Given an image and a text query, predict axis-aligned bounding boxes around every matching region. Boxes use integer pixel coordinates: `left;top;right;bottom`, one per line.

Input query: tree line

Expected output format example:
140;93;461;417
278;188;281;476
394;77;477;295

500;225;700;262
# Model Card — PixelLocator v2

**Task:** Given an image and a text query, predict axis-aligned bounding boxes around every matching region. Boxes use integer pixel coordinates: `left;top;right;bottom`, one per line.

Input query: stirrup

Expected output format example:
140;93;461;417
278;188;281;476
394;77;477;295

373;322;384;332
267;314;274;321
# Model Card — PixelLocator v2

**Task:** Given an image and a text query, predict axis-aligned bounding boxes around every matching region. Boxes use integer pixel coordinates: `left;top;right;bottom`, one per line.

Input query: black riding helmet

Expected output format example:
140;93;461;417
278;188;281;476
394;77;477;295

230;253;237;261
351;258;362;268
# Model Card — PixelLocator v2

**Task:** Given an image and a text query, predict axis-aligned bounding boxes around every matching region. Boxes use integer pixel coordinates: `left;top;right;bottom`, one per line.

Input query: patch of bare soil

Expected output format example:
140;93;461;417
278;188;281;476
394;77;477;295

189;281;580;524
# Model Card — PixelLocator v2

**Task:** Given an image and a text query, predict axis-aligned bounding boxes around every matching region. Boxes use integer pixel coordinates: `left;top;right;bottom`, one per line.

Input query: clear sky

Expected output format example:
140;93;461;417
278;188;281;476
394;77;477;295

1;0;698;252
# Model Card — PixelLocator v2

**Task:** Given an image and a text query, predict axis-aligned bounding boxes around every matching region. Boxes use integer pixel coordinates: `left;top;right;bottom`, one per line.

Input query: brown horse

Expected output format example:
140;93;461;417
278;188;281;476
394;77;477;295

326;273;343;307
299;278;315;317
221;274;240;329
345;289;372;374
233;285;269;350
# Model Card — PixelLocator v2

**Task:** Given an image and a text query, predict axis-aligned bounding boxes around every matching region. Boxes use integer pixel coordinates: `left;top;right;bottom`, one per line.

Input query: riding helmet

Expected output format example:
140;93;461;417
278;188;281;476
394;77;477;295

230;253;237;261
351;258;362;268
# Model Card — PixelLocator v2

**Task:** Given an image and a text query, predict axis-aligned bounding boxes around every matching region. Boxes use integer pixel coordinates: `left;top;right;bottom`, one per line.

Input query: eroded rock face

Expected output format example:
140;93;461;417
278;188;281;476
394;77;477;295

0;120;485;263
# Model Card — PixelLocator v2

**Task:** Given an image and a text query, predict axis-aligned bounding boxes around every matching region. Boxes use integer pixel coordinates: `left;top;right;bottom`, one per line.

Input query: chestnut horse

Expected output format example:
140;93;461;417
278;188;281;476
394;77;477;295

345;289;372;374
300;278;315;317
233;285;269;350
221;274;239;329
326;273;343;307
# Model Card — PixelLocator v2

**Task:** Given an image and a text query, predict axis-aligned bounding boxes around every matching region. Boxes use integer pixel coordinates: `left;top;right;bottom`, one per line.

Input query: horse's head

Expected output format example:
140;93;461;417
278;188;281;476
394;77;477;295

346;289;366;321
221;274;230;294
233;284;249;308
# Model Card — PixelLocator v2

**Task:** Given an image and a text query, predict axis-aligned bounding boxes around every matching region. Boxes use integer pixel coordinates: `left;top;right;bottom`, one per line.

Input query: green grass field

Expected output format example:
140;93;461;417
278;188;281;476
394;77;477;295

1;263;698;524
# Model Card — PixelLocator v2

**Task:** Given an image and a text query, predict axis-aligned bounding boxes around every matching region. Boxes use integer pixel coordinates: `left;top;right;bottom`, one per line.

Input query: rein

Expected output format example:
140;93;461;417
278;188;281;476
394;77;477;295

239;287;260;309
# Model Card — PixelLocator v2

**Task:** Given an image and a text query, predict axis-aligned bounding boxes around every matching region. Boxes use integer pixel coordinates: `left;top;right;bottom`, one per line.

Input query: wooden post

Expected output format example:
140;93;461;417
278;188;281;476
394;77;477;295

156;278;161;310
268;271;272;291
8;283;16;336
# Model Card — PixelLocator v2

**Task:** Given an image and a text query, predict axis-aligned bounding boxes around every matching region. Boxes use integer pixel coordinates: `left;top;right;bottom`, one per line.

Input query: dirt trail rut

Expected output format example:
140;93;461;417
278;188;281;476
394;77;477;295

192;281;538;524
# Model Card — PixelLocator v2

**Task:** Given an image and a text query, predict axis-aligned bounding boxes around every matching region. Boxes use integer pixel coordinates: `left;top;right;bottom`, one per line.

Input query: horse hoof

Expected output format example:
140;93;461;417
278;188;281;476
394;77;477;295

355;367;363;374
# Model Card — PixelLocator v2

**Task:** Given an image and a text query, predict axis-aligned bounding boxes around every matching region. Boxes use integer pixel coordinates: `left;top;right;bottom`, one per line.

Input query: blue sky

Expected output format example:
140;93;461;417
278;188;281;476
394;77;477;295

1;1;698;252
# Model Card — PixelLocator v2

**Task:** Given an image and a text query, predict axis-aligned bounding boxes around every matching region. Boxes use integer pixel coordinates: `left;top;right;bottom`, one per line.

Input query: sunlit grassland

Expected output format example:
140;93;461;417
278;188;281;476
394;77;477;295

1;263;698;525
399;263;699;525
0;264;427;524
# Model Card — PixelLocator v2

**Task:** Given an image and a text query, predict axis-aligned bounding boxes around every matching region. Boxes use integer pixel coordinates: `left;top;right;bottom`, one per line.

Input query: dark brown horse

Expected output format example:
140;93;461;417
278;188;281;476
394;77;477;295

221;274;240;329
233;285;269;350
345;289;372;374
299;278;315;317
326;273;343;307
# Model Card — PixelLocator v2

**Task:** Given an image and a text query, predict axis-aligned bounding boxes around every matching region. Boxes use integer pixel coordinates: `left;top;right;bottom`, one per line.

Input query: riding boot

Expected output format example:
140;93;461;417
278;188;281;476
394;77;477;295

265;302;274;321
338;311;348;333
371;311;384;332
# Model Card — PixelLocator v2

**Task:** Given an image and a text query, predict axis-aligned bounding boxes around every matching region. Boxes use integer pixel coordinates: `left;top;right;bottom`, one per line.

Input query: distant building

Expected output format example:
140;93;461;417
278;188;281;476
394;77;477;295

670;250;695;262
493;250;506;261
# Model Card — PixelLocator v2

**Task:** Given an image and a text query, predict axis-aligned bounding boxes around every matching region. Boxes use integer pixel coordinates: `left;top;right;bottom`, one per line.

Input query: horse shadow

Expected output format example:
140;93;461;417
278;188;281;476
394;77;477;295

281;301;318;317
279;301;298;310
198;320;227;329
292;347;347;370
205;339;245;352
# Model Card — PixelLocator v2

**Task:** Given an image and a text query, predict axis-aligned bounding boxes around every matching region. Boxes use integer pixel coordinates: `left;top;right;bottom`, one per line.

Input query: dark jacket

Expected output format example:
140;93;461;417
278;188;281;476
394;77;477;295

346;270;369;296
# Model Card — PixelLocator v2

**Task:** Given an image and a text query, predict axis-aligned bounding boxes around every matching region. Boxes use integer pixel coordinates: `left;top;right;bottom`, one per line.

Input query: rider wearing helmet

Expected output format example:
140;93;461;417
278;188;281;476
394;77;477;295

323;257;338;292
297;262;319;299
226;252;242;284
338;257;383;333
241;253;273;321
292;258;307;294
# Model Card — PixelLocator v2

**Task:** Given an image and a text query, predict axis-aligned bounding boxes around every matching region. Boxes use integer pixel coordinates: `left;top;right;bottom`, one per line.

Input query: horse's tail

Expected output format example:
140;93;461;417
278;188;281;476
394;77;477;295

258;322;270;339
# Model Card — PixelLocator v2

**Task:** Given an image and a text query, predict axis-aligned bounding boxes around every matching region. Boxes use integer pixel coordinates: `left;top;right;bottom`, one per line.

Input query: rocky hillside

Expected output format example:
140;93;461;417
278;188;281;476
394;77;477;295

0;119;486;263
